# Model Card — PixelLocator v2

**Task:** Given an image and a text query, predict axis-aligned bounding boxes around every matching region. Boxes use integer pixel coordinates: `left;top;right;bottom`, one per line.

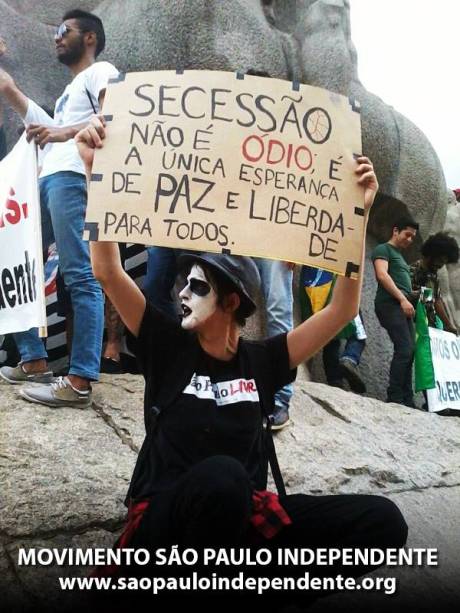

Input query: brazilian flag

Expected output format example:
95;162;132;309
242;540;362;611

299;266;334;319
414;301;436;392
299;266;365;340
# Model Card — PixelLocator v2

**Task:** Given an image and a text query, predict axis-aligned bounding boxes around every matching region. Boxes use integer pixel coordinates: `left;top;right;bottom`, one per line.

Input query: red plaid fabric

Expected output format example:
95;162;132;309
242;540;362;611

93;490;291;577
250;490;292;539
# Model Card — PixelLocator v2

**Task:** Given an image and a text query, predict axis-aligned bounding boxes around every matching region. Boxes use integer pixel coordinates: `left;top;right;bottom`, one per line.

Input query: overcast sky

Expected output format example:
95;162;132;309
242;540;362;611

349;0;459;189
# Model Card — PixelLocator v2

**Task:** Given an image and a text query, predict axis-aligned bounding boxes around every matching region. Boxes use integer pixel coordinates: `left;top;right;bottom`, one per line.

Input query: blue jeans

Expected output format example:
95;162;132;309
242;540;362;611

253;258;294;410
14;171;103;380
143;247;180;319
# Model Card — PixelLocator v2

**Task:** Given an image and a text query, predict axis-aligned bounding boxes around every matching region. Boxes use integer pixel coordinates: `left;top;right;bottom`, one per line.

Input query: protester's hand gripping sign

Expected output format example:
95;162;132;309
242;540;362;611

85;71;364;277
0;136;46;335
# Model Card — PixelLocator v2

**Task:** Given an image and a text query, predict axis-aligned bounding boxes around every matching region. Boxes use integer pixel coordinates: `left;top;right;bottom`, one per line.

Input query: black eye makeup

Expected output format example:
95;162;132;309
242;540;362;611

189;278;211;297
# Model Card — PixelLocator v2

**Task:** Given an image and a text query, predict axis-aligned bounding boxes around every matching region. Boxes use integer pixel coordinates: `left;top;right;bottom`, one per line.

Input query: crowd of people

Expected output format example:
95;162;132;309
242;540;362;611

372;219;458;408
0;8;458;609
0;14;458;419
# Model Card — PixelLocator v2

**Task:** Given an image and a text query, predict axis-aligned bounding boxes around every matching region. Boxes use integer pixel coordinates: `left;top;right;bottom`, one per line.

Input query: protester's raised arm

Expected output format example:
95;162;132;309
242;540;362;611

287;157;378;369
75;117;146;337
89;241;146;337
0;67;28;118
435;298;458;335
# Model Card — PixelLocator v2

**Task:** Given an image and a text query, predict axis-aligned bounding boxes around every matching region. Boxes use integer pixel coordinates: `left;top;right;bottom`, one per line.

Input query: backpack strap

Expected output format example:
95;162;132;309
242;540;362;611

138;337;287;498
85;88;99;114
243;341;287;497
265;417;286;497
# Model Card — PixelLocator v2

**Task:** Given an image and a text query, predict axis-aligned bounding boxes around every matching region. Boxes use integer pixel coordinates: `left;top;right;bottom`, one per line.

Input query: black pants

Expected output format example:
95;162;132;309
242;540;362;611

375;301;415;406
322;336;366;384
125;456;408;611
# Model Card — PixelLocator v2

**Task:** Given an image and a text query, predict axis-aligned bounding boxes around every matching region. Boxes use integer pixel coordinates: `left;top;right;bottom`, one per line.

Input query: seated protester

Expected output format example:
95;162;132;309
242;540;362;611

73;118;407;610
410;232;459;333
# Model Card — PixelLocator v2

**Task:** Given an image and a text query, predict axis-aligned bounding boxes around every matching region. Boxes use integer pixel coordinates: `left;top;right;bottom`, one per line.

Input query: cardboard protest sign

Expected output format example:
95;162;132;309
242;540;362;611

0;136;47;335
85;70;364;277
427;328;460;412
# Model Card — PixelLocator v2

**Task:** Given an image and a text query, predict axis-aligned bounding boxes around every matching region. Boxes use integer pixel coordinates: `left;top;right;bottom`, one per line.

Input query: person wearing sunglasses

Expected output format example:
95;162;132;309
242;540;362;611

0;10;118;406
71;117;407;609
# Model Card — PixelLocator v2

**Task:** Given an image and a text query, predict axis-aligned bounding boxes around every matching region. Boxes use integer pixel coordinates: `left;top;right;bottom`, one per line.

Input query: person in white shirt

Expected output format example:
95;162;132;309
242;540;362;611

0;9;118;407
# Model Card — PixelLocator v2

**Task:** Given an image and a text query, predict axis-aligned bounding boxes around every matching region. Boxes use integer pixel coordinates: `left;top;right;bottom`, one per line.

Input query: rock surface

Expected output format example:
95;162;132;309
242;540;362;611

1;373;460;611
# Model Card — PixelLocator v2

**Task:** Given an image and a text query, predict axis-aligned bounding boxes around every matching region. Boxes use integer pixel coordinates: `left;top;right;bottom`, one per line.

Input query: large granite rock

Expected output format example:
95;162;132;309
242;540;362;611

439;193;460;329
1;374;460;611
0;0;457;398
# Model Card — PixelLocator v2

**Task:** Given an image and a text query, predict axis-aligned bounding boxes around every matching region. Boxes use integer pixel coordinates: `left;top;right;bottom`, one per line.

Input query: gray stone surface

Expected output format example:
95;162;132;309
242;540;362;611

4;1;99;25
6;530;114;612
0;0;457;397
0;379;134;537
440;194;460;329
1;374;460;611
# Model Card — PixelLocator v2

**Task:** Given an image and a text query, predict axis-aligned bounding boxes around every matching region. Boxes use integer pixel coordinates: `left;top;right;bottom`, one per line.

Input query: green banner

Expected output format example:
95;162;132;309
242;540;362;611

414;301;436;392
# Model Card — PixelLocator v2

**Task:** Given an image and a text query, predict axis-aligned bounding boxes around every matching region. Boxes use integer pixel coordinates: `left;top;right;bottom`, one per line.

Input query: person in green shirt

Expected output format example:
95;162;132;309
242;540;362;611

372;216;419;407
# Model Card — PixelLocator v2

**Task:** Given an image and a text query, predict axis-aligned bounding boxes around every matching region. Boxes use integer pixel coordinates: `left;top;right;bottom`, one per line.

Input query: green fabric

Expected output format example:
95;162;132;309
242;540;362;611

372;243;412;306
337;320;355;340
414;301;436;392
299;280;312;321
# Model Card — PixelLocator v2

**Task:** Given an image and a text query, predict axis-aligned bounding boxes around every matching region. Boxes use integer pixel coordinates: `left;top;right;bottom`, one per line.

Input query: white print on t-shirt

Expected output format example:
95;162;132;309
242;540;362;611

183;373;259;406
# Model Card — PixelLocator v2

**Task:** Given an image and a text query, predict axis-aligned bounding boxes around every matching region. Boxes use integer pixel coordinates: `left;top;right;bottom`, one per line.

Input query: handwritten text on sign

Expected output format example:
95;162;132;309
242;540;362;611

427;328;460;412
85;71;364;277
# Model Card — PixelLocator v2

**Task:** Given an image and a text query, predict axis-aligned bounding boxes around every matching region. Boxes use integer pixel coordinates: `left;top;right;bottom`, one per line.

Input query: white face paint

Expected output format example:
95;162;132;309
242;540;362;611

179;264;218;330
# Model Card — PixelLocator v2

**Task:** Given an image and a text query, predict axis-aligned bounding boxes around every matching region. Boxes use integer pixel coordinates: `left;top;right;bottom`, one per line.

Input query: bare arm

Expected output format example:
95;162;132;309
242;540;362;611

0;67;28;118
90;241;146;337
373;259;414;318
75;116;146;336
26;122;92;149
24;88;108;149
435;298;458;334
287;157;378;369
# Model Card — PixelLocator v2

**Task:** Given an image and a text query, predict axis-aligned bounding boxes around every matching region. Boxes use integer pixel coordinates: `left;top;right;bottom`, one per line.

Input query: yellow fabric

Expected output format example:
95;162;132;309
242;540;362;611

304;282;333;314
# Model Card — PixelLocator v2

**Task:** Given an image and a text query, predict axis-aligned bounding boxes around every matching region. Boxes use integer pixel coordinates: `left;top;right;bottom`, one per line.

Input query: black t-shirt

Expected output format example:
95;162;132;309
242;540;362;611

127;302;296;502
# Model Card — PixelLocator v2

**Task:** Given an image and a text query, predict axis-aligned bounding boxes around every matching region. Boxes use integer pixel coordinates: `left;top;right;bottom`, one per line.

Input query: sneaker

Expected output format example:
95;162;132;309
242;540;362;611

0;362;54;385
339;357;366;394
19;376;92;409
269;405;290;431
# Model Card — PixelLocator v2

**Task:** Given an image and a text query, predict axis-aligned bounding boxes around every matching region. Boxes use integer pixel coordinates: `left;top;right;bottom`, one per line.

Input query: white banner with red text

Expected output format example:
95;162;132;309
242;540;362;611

0;136;46;335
